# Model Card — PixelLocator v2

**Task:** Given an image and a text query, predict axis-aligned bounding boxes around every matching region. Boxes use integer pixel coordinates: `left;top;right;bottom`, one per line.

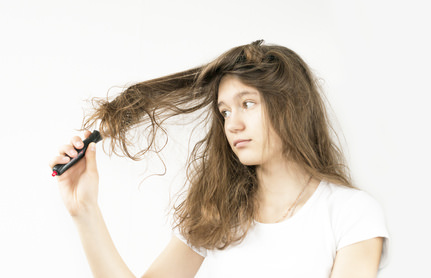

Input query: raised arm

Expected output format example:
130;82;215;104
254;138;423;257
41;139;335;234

50;131;134;277
143;236;204;278
50;131;203;278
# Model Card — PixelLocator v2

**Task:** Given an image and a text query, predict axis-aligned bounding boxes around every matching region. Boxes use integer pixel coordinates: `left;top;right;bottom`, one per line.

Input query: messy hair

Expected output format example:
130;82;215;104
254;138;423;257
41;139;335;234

83;40;351;250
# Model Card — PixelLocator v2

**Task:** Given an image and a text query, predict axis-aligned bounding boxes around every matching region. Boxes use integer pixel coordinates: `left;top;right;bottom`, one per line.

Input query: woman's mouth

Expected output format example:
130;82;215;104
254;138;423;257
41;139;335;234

233;139;252;148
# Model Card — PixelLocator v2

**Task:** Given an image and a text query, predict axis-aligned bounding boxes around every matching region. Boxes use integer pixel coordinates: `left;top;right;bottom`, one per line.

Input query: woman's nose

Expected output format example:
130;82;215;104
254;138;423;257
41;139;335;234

226;112;245;133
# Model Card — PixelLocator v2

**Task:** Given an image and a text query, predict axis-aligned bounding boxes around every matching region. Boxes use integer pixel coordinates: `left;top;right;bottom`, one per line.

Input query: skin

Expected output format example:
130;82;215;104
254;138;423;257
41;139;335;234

50;75;383;278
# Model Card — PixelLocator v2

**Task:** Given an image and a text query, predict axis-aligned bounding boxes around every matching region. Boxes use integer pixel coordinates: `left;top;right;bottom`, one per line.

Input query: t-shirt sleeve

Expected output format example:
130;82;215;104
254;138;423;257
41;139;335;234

333;190;390;268
172;228;208;258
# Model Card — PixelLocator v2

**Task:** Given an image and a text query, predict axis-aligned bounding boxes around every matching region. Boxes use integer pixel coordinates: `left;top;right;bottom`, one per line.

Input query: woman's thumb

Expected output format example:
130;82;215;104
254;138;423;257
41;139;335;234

85;142;98;173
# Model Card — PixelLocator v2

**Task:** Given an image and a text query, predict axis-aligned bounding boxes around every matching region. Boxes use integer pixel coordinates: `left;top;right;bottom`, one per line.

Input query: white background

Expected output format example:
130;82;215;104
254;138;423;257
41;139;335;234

1;0;430;277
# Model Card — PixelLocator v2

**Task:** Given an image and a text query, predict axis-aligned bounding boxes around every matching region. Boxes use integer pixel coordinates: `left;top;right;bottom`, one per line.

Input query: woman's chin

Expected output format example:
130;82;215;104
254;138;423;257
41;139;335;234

237;157;261;166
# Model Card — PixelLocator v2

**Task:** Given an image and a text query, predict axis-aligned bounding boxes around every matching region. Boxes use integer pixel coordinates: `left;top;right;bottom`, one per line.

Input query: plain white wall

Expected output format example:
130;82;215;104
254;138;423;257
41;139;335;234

1;0;429;277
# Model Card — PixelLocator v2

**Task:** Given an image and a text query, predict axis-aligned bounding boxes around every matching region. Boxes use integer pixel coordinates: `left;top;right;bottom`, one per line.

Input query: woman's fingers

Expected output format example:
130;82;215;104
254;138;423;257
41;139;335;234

50;131;93;169
85;142;98;174
58;144;78;158
83;130;92;139
57;131;91;157
71;135;84;149
49;155;70;169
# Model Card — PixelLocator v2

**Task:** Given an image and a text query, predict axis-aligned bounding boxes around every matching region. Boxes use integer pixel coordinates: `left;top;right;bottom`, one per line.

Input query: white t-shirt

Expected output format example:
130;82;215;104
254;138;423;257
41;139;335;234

175;180;389;278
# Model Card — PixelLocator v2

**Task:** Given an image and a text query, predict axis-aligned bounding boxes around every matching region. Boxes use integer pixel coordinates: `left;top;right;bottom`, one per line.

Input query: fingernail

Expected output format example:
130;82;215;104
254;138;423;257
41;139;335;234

89;143;96;151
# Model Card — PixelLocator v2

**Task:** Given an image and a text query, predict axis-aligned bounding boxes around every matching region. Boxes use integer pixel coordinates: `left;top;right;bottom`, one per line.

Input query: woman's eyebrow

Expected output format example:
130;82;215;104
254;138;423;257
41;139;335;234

217;91;258;107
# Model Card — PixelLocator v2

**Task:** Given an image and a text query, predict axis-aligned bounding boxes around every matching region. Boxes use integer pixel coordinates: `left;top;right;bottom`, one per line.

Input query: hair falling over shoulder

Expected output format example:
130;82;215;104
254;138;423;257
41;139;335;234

83;40;352;250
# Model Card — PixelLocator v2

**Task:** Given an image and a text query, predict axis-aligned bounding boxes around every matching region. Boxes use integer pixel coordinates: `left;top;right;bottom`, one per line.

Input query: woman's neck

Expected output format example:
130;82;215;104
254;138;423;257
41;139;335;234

255;159;318;223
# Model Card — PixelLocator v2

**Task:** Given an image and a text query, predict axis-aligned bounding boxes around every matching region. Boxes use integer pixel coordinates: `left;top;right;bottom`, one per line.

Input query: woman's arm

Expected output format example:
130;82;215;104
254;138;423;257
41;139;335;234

74;206;204;278
330;237;384;278
50;132;203;278
50;132;134;277
142;236;204;278
73;205;135;277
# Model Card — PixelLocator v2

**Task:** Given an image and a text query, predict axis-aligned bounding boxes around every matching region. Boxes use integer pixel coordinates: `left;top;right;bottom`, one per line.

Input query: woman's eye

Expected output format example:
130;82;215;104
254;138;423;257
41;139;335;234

243;101;255;109
220;110;231;118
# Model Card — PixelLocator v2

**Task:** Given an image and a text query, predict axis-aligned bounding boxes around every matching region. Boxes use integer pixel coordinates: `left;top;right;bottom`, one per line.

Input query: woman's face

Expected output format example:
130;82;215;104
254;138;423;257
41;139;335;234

217;75;284;167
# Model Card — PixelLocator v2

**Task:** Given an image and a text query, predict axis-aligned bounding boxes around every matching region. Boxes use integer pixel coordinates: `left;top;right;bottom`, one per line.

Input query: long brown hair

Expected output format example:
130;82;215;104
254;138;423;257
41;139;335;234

83;40;351;250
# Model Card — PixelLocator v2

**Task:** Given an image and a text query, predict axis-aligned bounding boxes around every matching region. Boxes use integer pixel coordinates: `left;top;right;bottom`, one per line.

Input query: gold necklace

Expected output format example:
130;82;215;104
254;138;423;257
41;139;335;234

274;176;312;223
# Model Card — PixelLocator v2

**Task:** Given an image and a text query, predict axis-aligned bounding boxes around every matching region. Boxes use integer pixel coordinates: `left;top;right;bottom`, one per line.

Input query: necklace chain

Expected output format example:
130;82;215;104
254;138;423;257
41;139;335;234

274;176;312;223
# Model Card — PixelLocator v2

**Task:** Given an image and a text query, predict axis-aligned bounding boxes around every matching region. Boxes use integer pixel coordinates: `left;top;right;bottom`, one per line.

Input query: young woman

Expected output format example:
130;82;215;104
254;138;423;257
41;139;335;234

50;40;388;277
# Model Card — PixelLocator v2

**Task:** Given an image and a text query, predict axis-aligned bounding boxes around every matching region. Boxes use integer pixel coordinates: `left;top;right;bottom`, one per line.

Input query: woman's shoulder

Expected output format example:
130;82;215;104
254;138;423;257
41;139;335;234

318;181;389;268
317;180;387;228
319;180;379;208
318;180;389;243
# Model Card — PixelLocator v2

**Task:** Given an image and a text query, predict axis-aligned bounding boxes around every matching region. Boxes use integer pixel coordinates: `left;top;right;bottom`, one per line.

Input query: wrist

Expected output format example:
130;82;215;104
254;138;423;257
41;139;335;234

71;203;101;224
